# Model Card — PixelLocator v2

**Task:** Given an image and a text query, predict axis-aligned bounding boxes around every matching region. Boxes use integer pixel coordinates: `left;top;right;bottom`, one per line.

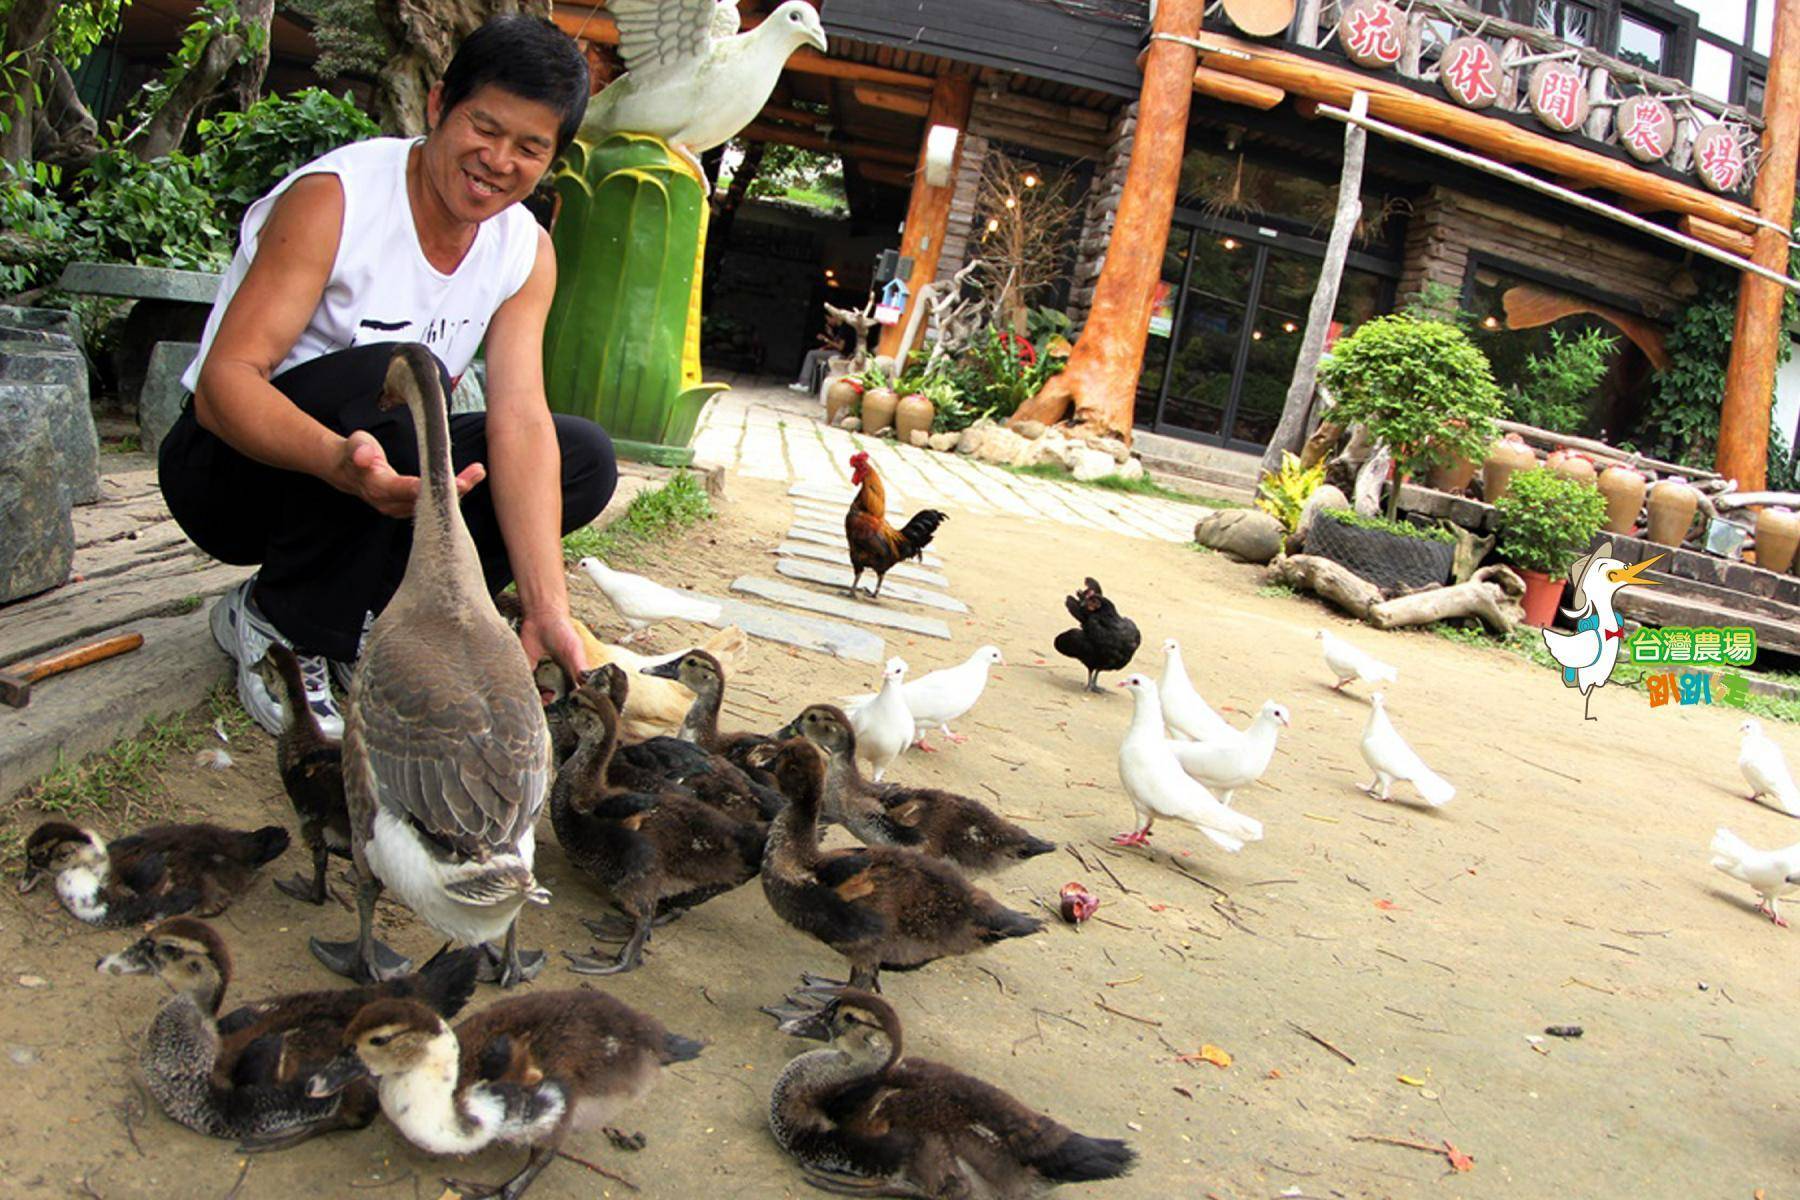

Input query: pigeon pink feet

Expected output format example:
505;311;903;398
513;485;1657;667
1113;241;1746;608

945;731;969;745
912;739;939;753
1111;830;1150;847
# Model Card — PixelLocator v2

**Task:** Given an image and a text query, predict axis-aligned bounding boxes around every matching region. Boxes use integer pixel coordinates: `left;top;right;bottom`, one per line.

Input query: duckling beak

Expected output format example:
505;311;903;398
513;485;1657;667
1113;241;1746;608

771;718;800;740
17;867;41;893
307;1051;369;1099
95;939;157;976
774;1008;837;1041
639;660;682;680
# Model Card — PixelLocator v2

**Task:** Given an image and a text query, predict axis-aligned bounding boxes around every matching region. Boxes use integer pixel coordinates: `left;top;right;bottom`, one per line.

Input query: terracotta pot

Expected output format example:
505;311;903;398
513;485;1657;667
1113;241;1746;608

1517;568;1565;628
1645;479;1699;547
1545;447;1597;485
895;392;935;445
1482;434;1537;503
1428;452;1478;494
1595;464;1646;536
861;386;898;435
1757;507;1800;574
824;376;860;425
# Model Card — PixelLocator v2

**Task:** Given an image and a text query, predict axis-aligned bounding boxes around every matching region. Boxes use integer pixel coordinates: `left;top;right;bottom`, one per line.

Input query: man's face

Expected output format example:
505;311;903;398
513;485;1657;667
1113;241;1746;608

422;82;562;223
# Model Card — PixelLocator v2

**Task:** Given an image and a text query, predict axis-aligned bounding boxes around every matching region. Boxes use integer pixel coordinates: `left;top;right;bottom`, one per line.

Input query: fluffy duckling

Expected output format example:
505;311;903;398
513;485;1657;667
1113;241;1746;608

641;649;777;770
551;679;766;975
22;820;288;927
776;705;1056;875
758;739;1043;995
772;989;1136;1197
95;917;480;1149
256;644;352;904
309;990;704;1200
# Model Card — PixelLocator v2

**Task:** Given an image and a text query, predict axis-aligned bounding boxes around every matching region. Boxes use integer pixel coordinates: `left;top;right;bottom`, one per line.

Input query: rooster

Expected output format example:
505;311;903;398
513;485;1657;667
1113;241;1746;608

844;451;947;599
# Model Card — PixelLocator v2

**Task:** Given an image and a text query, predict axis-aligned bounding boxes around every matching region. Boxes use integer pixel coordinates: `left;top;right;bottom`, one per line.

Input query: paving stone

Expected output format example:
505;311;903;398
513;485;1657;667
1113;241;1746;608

687;591;884;664
730;576;952;639
775;557;967;612
775;540;948;586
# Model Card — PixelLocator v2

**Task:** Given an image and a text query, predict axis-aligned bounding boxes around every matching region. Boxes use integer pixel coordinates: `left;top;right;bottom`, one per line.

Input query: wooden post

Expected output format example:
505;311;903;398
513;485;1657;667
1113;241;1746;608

877;74;975;361
1261;92;1369;478
1717;0;1800;489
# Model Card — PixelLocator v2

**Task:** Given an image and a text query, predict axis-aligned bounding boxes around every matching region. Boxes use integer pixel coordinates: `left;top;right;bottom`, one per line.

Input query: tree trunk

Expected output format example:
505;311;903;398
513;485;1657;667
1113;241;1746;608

222;0;277;111
128;27;246;160
372;0;547;136
31;53;98;170
1008;0;1203;443
0;0;60;165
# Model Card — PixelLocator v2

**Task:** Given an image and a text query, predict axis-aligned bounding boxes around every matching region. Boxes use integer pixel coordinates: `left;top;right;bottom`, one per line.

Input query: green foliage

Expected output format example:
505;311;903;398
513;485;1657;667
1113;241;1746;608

1317;507;1457;544
1400;280;1477;331
1317;314;1502;519
561;470;714;566
943;328;1063;425
1639;283;1733;466
1507;326;1617;434
283;0;391;80
197;88;378;222
743;140;846;214
1255;450;1324;534
0;160;76;294
1025;306;1071;345
856;360;892;392
70;147;231;269
1493;467;1606;576
1771;423;1800;493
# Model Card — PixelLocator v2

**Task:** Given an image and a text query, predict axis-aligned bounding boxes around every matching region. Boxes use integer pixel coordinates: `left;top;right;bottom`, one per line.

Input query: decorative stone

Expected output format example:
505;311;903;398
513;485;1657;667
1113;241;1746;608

1439;37;1501;110
1014;419;1047;440
1693;124;1747;194
1292;484;1351;553
927;432;960;452
0;383;76;602
0;332;98;506
139;341;199;455
55;260;222;305
908;428;929;447
1193;508;1286;564
839;416;861;431
0;305;83;345
1116;457;1145;481
1616;95;1674;163
1089;434;1131;463
1339;0;1404;67
1070;447;1122;482
1528;62;1589;133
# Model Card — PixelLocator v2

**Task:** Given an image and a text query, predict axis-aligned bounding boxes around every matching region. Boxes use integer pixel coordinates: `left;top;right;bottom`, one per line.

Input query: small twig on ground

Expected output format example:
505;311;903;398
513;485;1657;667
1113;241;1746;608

1065;844;1092;872
1287;1021;1356;1065
1011;1011;1045;1055
1616;928;1671;938
1564;976;1616;994
1384;1005;1425;1021
980;782;1003;802
1092;914;1134;931
557;1150;640;1192
1094;997;1162;1027
118;1081;147;1157
1345;874;1371;891
1172;866;1229;898
1212;899;1258;936
1103;974;1143;988
79;1173;105;1200
973;965;1008;995
1488;742;1582;783
1375;947;1408;963
698;985;718;1008
221;1159;252;1200
1700;1032;1734;1049
1033;1007;1089;1032
1249;878;1300;887
1357;811;1399;826
1087;847;1134;895
1410;887;1443;906
1599;942;1640;957
1420;959;1457;975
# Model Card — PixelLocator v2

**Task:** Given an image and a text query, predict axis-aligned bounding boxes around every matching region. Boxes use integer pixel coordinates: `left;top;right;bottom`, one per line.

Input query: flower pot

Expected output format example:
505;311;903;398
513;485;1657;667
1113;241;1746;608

1595;465;1646;536
1756;507;1800;574
1517;568;1565;628
1545;447;1597;486
861;386;898;435
1645;479;1699;547
824;376;861;425
1306;514;1455;596
895;392;935;445
1482;434;1537;503
1428;452;1478;494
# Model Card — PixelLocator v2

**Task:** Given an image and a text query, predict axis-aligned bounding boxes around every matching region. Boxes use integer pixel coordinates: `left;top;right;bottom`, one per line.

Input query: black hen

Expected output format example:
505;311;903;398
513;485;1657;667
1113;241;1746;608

1052;577;1140;694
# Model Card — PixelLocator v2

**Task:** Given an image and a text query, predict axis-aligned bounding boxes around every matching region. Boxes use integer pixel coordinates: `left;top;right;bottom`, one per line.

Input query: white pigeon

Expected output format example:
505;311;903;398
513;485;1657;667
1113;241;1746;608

843;645;1003;750
1738;718;1800;817
1710;827;1800;926
1317;628;1397;691
1114;674;1264;853
1359;692;1454;807
585;0;829;179
577;556;721;643
1159;637;1237;742
849;657;915;782
1170;700;1290;806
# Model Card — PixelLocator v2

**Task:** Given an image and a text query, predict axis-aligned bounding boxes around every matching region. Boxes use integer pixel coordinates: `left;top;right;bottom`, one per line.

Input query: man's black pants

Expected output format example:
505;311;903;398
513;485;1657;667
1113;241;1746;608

159;343;616;662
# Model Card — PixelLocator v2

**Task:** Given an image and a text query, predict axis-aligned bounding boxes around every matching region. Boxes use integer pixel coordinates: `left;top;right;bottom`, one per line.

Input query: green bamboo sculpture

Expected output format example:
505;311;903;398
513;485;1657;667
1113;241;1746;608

544;132;725;466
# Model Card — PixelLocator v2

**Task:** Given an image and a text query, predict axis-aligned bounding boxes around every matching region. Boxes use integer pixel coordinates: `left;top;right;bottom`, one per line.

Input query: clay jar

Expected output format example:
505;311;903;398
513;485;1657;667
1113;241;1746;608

1482;434;1537;503
861;386;898;435
895;392;935;445
1756;507;1800;574
1429;452;1478;494
824;376;861;425
1545;447;1597;485
1596;464;1647;536
1645;479;1700;547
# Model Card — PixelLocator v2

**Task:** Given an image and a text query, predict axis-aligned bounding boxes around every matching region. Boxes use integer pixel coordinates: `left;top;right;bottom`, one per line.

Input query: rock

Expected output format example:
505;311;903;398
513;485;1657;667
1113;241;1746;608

1021;433;1074;469
139;340;199;455
1014;419;1047;440
0;305;83;345
55;260;221;304
1116;457;1145;481
870;424;893;438
1090;435;1131;464
966;420;1033;468
1070;447;1121;482
928;432;960;452
839;416;861;431
1193;508;1286;564
1292;484;1351;553
0;332;98;506
908;429;930;447
0;383;75;602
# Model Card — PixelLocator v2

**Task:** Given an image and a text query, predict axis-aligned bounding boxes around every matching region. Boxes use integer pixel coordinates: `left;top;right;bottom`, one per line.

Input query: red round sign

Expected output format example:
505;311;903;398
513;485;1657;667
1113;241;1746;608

1692;123;1747;193
1340;0;1404;68
1614;95;1674;163
1529;62;1590;132
1439;37;1501;110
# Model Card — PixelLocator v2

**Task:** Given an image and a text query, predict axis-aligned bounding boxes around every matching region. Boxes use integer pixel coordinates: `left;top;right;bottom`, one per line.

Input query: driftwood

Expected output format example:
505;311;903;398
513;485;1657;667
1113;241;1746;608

1299;419;1343;472
1448;526;1497;583
1268;556;1526;635
1266;554;1385;619
1352;444;1391;517
823;299;880;373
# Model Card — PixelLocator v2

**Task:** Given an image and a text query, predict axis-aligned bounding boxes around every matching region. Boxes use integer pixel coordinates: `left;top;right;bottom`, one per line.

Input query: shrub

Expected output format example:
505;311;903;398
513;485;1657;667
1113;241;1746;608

1317;507;1457;544
197;88;379;229
1317;314;1503;520
1493;467;1607;576
70;147;231;270
944;328;1063;424
0;160;77;294
1255;450;1324;533
1507;326;1617;434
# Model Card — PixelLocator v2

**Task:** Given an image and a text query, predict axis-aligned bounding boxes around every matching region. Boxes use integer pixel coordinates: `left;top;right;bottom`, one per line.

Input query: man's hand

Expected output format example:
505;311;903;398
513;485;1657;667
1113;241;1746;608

332;430;486;518
520;608;589;685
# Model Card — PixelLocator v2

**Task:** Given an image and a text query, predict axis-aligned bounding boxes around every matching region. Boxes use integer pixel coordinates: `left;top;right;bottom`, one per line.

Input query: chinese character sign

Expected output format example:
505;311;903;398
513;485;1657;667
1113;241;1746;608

1615;95;1673;163
1529;63;1589;132
1440;37;1500;110
1341;0;1404;68
1693;124;1746;194
1628;625;1757;666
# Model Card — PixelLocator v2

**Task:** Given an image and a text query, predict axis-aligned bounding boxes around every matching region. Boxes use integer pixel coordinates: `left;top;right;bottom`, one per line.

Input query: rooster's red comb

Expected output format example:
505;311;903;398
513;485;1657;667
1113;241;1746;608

849;451;871;468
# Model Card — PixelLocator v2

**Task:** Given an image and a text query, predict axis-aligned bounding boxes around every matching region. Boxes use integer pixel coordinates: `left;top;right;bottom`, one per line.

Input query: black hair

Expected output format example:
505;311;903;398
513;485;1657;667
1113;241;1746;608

437;14;590;154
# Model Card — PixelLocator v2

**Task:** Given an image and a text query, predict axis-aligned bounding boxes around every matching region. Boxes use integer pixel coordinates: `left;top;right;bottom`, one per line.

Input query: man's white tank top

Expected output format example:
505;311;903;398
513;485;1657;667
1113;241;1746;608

182;136;540;392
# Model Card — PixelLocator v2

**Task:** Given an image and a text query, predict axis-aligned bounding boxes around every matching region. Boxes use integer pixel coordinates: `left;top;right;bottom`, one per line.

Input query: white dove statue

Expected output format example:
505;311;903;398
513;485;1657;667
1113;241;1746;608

1115;674;1264;853
1739;718;1800;817
1541;539;1661;721
584;0;829;180
1317;628;1397;692
844;645;1002;751
1710;827;1800;926
1359;692;1454;807
849;657;915;781
578;555;722;643
1170;700;1290;806
1159;637;1237;742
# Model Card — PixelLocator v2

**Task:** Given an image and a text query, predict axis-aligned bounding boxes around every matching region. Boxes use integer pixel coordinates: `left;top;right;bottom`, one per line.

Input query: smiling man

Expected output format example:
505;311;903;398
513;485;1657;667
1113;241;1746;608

159;15;613;737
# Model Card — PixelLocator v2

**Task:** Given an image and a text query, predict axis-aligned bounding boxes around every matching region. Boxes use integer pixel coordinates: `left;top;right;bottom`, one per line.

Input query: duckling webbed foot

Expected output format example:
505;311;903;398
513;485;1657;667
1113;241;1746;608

579;908;684;943
563;913;652;976
444;1143;560;1200
603;1127;647;1151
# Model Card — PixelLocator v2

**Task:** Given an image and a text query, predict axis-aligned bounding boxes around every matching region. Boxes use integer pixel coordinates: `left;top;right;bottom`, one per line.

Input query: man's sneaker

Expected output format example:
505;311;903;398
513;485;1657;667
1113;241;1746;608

294;652;346;740
209;578;345;739
329;657;357;694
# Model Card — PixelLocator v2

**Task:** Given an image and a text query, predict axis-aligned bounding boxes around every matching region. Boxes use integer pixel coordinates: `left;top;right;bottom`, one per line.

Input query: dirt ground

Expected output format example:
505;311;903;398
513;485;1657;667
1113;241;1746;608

2;473;1796;1200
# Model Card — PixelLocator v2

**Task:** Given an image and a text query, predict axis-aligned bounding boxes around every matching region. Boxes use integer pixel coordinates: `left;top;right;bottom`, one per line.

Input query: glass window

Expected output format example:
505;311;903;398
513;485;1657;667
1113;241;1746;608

1692;39;1736;102
1754;0;1774;54
1617;13;1670;74
1746;71;1766;117
1690;0;1746;41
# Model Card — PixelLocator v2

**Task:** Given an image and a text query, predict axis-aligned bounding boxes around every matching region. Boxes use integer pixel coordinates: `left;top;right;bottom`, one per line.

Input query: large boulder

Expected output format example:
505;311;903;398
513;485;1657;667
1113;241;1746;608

0;330;98;506
958;418;1031;466
1194;507;1286;564
0;382;76;601
1291;484;1351;554
140;340;200;455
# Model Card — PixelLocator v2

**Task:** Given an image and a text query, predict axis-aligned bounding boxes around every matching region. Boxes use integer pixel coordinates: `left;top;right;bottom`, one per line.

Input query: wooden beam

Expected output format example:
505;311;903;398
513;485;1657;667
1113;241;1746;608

739;122;917;167
1192;64;1285;111
878;74;977;359
853;84;931;117
857;163;916;187
1680;214;1756;258
1719;0;1800;490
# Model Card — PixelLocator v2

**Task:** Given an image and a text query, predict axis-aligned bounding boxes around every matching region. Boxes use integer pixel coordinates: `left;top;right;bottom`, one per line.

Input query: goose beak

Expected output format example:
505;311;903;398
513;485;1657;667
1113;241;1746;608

95;938;157;976
308;1051;369;1099
1607;555;1663;587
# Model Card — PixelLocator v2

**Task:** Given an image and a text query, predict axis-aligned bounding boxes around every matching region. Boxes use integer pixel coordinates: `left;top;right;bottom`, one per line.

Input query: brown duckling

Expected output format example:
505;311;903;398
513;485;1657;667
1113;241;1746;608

772;988;1136;1197
96;917;480;1150
308;990;704;1200
757;739;1043;996
22;819;288;927
777;705;1057;875
256;644;353;904
550;679;766;976
641;649;778;772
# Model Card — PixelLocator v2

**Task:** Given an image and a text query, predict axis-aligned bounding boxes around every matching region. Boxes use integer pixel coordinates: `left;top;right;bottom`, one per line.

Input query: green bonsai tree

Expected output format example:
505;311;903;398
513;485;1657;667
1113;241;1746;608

1318;314;1503;519
1493;467;1607;577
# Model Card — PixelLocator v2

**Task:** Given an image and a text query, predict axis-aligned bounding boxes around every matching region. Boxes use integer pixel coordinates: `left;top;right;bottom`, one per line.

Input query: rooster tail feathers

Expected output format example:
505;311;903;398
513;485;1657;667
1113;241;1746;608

896;509;948;556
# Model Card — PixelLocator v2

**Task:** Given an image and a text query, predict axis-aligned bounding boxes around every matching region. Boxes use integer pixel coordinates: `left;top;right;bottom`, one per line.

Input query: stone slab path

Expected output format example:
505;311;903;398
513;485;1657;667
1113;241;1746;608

772;557;969;613
729;576;952;639
773;541;949;587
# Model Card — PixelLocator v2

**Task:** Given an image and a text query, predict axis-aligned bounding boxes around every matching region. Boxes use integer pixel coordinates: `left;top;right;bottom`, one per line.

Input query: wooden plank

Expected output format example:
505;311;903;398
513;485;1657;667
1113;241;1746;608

774;558;967;612
775;540;949;587
854;84;931;117
0;551;249;662
729;576;952;639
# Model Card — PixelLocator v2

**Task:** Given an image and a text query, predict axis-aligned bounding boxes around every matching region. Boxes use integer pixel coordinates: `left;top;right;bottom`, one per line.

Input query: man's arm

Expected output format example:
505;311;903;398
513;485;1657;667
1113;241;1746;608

483;228;587;678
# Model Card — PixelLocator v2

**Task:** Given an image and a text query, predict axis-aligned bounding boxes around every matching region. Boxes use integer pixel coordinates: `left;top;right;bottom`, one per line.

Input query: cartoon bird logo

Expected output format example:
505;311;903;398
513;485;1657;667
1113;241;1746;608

1541;539;1662;721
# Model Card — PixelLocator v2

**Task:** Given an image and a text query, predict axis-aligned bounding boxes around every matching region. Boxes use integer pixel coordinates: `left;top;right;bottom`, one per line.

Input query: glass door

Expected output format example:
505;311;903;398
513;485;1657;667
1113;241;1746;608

1158;231;1256;444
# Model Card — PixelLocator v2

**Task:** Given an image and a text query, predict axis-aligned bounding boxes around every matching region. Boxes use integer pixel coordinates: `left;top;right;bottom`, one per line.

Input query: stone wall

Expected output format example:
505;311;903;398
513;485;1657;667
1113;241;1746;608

1069;102;1135;333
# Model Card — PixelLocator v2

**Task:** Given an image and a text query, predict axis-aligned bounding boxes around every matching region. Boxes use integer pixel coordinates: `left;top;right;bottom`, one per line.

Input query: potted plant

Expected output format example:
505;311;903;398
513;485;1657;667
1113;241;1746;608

1493;467;1608;627
1307;508;1459;594
1255;450;1326;549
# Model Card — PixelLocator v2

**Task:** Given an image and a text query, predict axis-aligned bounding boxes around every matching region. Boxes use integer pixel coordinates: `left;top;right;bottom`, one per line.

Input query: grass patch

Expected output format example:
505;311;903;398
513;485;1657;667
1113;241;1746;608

102;434;141;454
1318;507;1457;544
1002;462;1241;508
562;470;715;566
1257;582;1297;600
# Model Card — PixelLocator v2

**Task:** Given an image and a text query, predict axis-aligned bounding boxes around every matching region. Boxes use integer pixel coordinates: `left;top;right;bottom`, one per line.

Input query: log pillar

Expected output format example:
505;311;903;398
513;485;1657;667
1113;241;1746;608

1717;0;1800;488
878;74;975;360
